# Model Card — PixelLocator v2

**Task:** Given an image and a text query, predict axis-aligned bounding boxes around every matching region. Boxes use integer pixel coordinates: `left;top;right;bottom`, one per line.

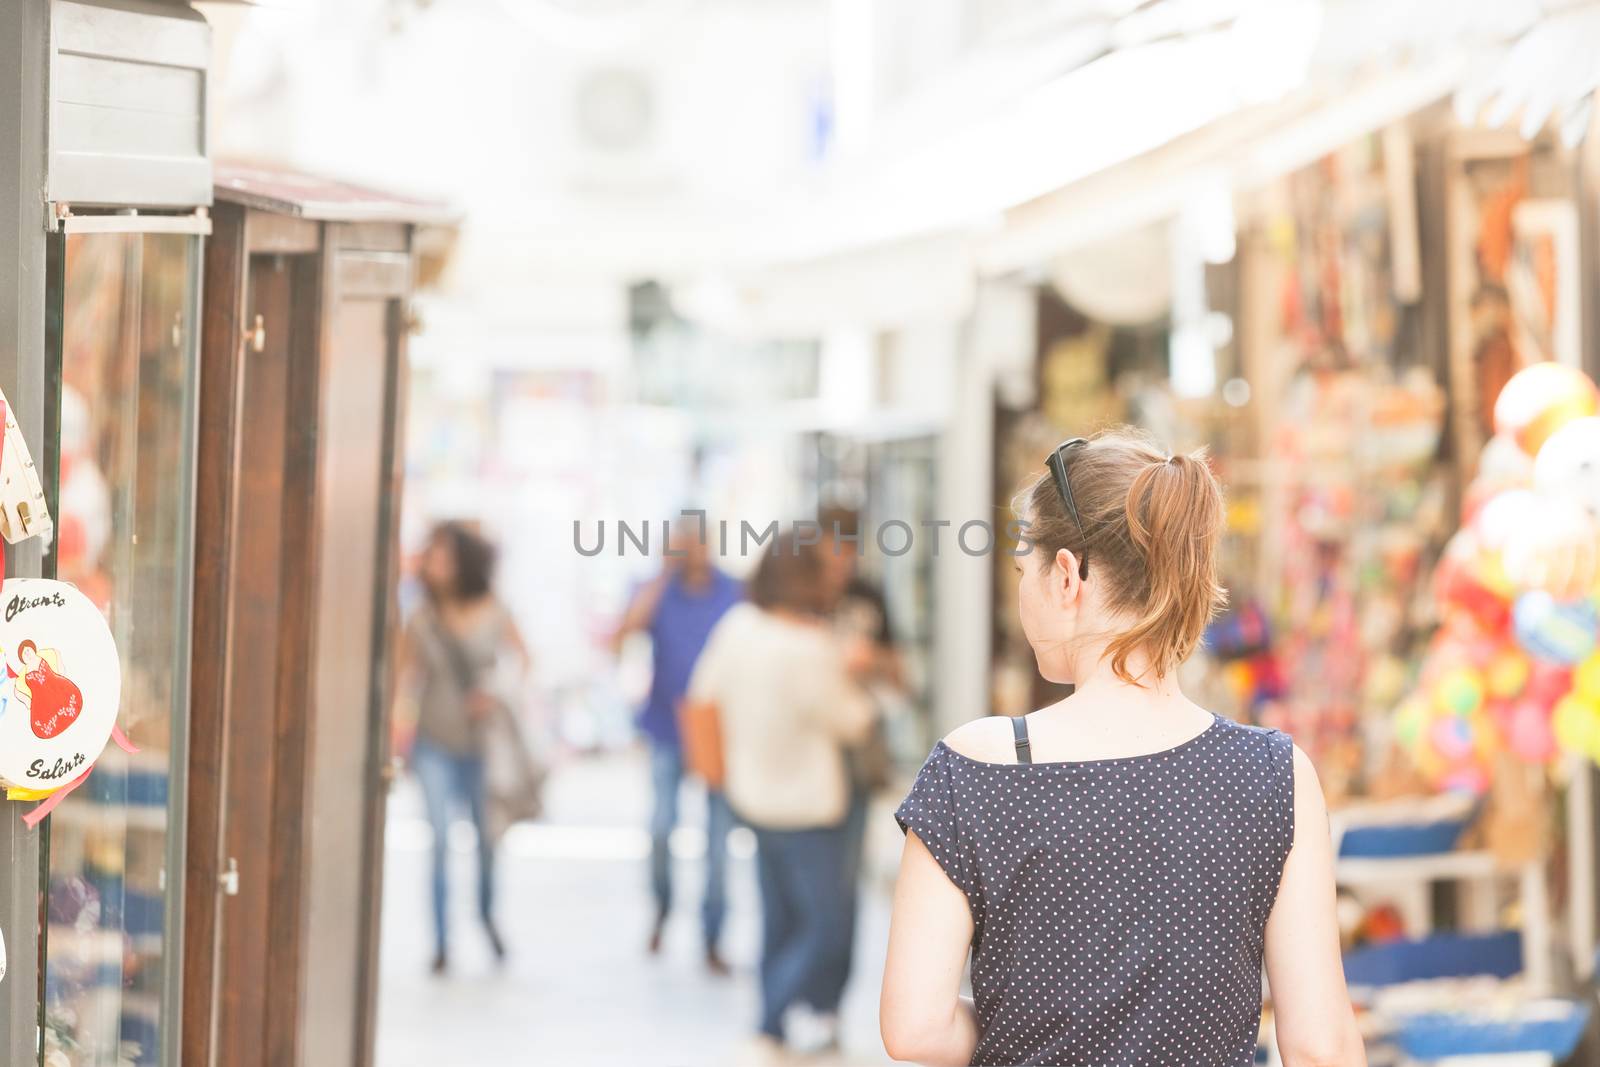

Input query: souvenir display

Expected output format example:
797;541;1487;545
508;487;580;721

1240;140;1454;799
0;386;127;818
1392;364;1600;790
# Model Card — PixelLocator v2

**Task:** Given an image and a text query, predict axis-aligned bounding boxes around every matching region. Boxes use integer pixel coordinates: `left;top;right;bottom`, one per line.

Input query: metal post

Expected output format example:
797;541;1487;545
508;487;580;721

0;1;54;1062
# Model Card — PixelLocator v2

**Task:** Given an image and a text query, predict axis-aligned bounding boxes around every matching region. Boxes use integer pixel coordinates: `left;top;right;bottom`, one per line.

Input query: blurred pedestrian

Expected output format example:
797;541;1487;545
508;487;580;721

814;506;903;1034
688;531;875;1062
613;520;742;973
879;429;1363;1066
399;521;531;976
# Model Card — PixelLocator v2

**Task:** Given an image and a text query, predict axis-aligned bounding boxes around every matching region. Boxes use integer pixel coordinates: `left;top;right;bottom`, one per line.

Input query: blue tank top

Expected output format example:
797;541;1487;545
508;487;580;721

896;714;1295;1066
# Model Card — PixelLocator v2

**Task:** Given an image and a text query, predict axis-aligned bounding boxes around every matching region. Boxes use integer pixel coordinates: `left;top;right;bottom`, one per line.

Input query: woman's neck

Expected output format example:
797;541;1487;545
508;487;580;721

436;591;491;615
1045;648;1204;726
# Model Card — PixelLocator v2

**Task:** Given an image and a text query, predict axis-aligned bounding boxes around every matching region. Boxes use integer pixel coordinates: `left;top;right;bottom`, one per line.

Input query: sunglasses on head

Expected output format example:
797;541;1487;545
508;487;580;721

1045;437;1090;579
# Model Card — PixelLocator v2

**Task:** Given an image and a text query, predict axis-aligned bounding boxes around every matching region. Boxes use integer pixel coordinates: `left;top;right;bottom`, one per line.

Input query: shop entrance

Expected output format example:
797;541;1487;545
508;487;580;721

185;246;307;1067
182;173;433;1067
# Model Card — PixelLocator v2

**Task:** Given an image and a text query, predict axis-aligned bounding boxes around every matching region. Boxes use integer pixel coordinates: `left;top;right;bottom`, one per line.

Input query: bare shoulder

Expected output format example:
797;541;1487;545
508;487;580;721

942;715;1023;764
1289;743;1329;844
1291;744;1324;799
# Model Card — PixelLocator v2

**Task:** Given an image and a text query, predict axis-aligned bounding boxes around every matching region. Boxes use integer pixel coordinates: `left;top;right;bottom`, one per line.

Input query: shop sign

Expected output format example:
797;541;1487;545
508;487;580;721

0;389;129;823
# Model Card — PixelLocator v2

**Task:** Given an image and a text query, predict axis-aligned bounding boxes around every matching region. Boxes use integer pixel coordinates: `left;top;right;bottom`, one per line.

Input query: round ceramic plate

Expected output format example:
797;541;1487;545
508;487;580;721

0;579;121;791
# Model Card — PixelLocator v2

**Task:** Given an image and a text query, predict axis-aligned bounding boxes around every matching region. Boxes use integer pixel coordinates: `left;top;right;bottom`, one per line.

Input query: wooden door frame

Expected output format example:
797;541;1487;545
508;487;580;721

183;199;249;1067
343;222;412;1067
185;208;411;1067
183;204;326;1067
263;224;333;1067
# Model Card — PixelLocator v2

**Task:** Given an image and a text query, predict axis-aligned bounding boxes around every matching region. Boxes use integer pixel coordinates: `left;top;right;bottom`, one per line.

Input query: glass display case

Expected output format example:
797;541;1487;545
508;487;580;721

40;230;199;1067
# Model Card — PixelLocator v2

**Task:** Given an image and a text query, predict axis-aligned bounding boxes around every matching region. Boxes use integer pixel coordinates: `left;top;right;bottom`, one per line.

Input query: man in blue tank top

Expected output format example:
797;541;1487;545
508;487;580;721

614;521;742;973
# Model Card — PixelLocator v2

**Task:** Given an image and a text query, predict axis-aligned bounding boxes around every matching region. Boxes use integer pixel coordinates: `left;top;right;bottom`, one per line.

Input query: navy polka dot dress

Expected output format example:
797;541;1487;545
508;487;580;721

895;714;1295;1067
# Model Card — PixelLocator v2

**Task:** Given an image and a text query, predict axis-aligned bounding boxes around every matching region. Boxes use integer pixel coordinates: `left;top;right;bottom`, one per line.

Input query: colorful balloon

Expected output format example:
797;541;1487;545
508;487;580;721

1513;591;1600;665
1435;544;1514;633
1534;415;1600;518
1494;362;1600;456
1486;647;1532;700
1441;765;1490;795
1508;701;1557;763
1430;715;1475;761
1502;492;1600;600
1555;694;1600;757
1576;653;1600;701
1476;432;1537;492
1435;667;1486;716
1470;489;1547;596
1393;696;1429;749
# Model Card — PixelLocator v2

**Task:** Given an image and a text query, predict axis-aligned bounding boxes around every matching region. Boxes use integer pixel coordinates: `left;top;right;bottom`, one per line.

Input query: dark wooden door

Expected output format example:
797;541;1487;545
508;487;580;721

186;202;327;1067
187;208;409;1067
215;251;298;1066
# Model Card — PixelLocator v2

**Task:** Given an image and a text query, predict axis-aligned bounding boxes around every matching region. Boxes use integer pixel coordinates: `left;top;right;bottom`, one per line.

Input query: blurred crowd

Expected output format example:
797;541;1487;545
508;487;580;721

393;509;904;1060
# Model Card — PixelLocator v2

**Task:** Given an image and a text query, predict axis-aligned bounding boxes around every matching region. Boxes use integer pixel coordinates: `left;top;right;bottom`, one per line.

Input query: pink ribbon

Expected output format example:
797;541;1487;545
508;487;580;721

22;768;89;828
21;723;140;829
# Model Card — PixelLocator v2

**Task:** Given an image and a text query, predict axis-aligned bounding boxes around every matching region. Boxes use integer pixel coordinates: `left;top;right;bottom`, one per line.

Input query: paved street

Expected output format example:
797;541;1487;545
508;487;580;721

375;748;899;1066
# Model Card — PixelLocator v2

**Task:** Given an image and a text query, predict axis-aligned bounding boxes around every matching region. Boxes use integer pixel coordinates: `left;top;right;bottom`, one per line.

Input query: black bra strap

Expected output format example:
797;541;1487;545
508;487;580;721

1011;714;1032;765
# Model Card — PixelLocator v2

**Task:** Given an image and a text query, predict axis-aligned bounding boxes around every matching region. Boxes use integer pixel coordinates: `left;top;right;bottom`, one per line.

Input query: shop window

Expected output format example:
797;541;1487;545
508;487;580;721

41;231;199;1067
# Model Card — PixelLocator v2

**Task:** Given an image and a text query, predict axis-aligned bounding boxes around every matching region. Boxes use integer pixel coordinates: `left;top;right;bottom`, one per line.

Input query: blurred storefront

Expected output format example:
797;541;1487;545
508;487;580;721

0;6;436;1067
180;164;443;1067
0;4;212;1063
956;50;1600;1066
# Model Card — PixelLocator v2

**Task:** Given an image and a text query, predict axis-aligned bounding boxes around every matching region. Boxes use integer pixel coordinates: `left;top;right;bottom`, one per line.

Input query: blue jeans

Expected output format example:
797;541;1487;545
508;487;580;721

649;743;731;949
413;737;495;957
752;823;853;1039
803;787;867;1013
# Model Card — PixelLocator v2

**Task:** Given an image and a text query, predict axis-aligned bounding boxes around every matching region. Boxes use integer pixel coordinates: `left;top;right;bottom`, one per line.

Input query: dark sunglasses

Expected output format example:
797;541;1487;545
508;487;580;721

1045;437;1090;579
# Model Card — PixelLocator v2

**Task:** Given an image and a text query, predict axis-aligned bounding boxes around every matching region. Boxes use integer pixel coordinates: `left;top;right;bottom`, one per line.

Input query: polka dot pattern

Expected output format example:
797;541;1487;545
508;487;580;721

895;715;1294;1066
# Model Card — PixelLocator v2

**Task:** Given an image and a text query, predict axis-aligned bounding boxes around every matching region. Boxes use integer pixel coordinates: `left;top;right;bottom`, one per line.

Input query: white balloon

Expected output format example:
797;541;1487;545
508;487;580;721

1504;492;1600;600
1479;433;1536;487
1535;415;1600;517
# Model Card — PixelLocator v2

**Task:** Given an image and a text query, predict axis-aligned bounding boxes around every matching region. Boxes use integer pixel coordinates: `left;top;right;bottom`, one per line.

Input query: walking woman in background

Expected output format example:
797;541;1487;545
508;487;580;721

399;521;532;975
688;531;876;1063
880;429;1365;1067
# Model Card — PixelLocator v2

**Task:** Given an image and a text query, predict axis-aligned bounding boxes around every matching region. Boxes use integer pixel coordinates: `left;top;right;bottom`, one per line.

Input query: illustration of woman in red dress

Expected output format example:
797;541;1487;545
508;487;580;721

16;640;83;740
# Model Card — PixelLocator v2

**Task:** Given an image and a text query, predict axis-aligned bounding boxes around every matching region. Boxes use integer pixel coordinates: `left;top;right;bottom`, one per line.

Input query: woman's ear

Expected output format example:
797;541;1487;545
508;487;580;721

1052;548;1084;608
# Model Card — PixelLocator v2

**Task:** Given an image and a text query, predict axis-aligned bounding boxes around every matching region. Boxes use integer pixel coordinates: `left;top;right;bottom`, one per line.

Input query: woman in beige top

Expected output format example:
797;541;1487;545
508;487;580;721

689;531;874;1061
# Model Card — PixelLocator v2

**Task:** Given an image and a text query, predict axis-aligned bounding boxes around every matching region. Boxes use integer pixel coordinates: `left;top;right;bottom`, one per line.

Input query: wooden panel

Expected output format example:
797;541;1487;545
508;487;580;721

263;245;331;1067
357;296;409;1066
183;199;248;1067
245;213;319;256
338;252;411;299
299;291;393;1063
49;1;211;207
336;221;409;253
213;254;297;1067
53;0;210;68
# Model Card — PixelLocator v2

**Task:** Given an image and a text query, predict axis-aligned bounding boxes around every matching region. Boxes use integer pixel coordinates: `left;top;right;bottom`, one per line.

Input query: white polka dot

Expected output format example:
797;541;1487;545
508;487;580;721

894;716;1294;1066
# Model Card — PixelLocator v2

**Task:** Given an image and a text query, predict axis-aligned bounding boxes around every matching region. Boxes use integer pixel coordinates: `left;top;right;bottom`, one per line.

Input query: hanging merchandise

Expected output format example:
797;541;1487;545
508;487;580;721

0;395;49;547
0;390;128;825
1248;139;1455;800
1393;362;1600;793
